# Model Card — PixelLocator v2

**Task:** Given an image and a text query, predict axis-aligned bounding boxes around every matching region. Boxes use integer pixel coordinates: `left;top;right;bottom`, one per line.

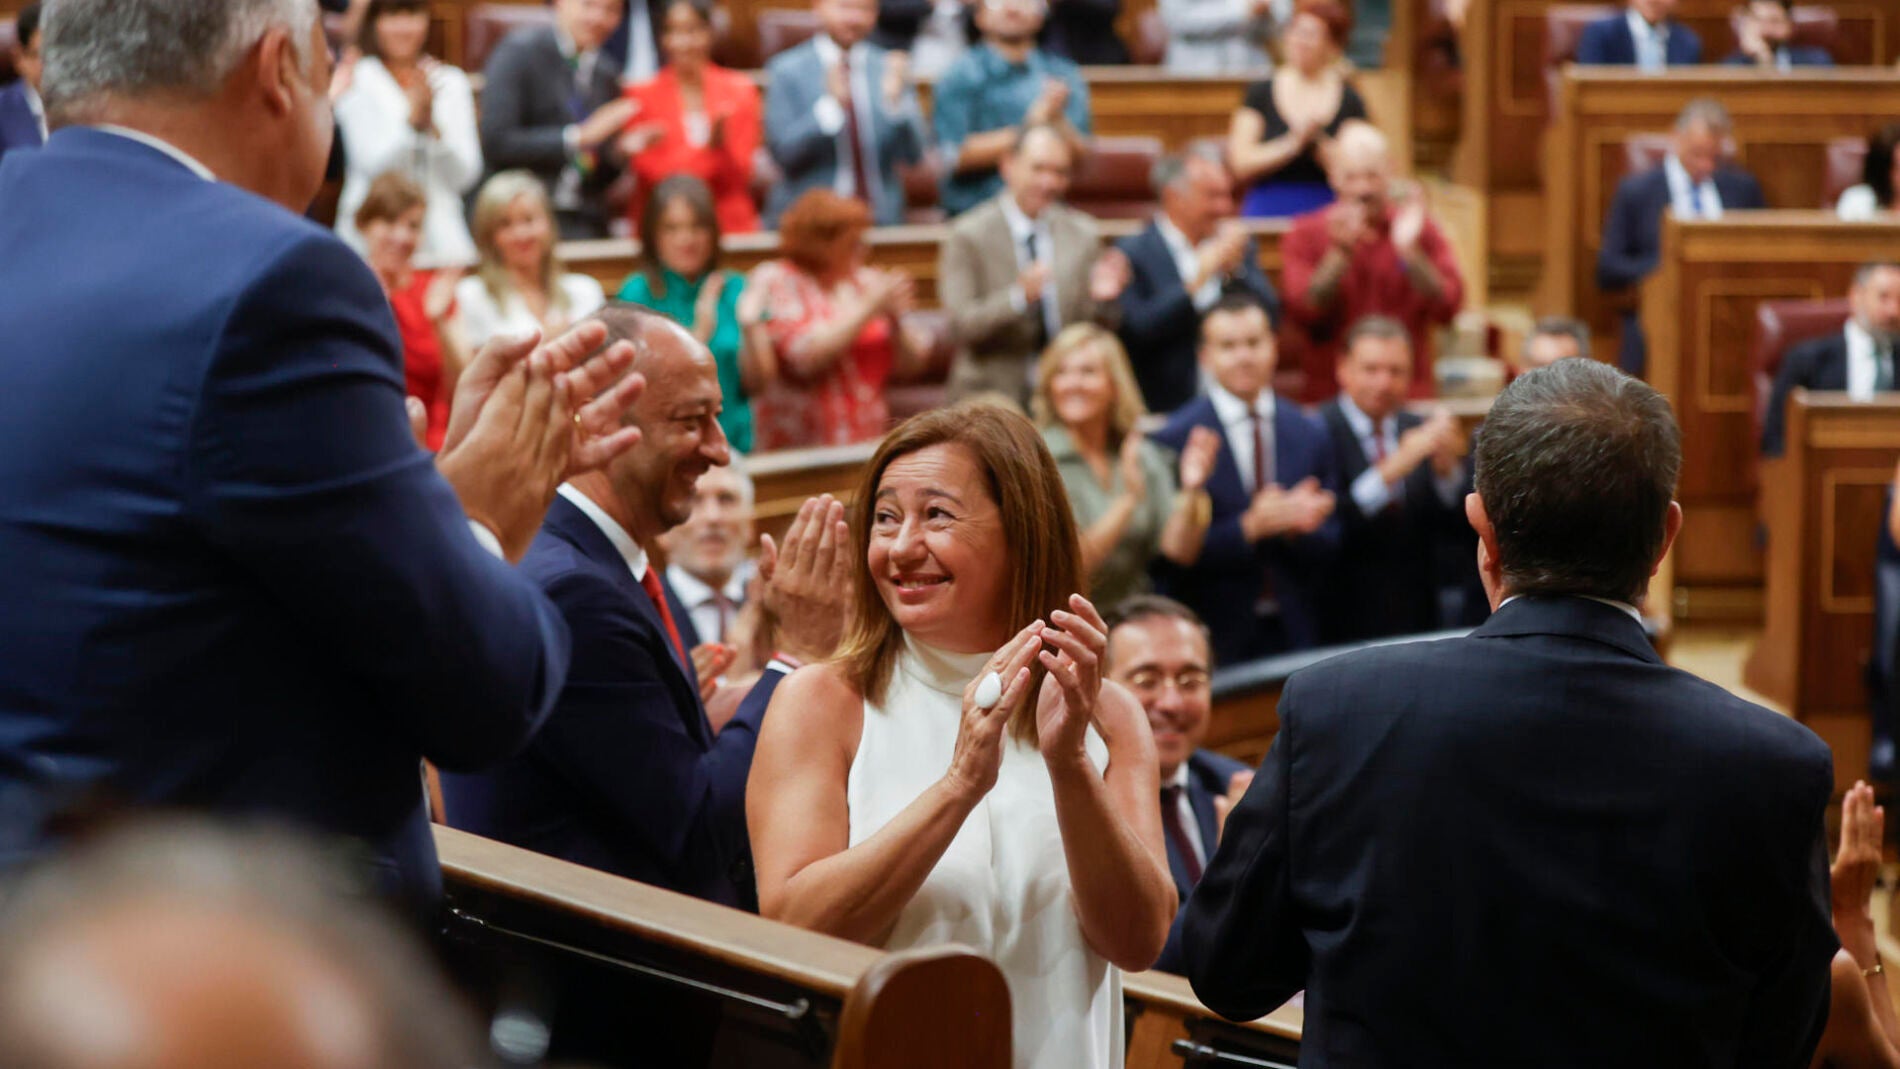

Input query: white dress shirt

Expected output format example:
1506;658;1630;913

455;273;607;351
1625;8;1672;70
1156;214;1223;313
1208;381;1275;492
622;0;660;84
999;193;1062;341
558;484;651;580
333;57;483;269
1663;153;1724;220
23;81;46;142
1845;318;1895;400
1165;762;1208;869
667;561;752;645
1336;395;1465;516
810;34;879;200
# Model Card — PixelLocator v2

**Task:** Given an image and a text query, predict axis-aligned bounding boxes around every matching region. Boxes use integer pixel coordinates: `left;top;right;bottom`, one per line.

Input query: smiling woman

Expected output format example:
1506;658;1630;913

745;401;1178;1069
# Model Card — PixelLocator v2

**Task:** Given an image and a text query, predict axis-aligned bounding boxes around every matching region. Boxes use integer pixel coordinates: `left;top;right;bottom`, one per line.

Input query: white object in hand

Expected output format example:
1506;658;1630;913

974;671;1004;710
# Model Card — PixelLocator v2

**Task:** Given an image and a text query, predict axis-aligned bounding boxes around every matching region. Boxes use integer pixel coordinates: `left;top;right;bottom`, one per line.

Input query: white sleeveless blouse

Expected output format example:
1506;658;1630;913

846;637;1121;1069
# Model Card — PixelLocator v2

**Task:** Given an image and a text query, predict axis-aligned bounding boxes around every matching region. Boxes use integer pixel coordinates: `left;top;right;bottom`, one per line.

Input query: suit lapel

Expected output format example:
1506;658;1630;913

1323;403;1370;484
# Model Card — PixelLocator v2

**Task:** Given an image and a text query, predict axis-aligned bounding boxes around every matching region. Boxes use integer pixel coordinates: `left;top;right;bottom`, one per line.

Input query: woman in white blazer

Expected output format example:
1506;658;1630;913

334;0;482;269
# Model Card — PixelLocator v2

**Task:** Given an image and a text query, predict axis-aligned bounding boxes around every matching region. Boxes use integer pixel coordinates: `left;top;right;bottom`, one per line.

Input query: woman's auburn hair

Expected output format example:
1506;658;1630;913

835;402;1084;745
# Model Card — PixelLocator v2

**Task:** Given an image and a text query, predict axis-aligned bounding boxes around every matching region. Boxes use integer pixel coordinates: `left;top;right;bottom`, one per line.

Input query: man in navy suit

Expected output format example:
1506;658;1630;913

0;0;647;905
442;306;854;910
1316;316;1470;642
0;3;45;161
1763;260;1900;455
1598;99;1765;374
1722;0;1832;67
1152;295;1338;664
1185;358;1837;1067
1104;595;1249;975
1575;0;1702;68
1117;145;1282;413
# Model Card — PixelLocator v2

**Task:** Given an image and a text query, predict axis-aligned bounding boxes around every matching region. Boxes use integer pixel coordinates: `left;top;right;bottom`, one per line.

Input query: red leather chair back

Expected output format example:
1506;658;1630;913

1544;5;1619;117
464;3;557;74
887;309;956;421
1131;9;1169;65
1068;136;1164;221
1752;297;1851;443
1826;136;1868;207
899;149;945;226
1728;4;1840;55
758;9;821;61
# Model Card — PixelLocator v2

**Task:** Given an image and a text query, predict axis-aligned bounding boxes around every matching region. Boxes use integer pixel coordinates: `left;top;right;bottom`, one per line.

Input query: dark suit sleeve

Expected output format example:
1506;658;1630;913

531;572;782;880
1575;20;1614;63
765;57;835;178
1235;239;1283;328
1737;172;1767;210
1761;343;1816;457
1596;177;1657;292
480;39;572;172
1736;750;1837;1069
1184;683;1309;1018
1115;234;1202;357
1680;26;1703;63
183;233;568;771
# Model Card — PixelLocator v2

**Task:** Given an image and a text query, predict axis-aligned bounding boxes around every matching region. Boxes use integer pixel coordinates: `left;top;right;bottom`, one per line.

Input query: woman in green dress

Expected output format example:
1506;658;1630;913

618;174;759;452
1032;323;1222;609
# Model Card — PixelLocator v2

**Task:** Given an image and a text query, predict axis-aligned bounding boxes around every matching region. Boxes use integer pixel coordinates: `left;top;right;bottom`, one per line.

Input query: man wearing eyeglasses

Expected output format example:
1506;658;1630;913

1103;594;1251;976
932;0;1091;217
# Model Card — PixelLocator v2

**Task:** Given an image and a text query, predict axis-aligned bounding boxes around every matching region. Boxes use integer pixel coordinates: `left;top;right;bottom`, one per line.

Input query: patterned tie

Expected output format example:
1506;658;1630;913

1251;409;1273;494
1161;785;1204;884
640;568;690;668
711;591;733;645
1370;418;1387;464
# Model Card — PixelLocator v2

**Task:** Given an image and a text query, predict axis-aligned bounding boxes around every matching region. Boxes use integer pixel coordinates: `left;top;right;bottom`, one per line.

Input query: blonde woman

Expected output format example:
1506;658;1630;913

1033;324;1221;607
455;171;606;349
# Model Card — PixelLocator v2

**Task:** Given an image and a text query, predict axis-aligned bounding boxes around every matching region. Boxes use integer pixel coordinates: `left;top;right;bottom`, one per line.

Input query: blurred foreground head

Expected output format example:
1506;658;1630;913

0;820;483;1069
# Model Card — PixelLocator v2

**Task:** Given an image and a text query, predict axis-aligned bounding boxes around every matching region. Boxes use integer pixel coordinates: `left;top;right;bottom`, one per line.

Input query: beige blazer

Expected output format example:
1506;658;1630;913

937;197;1121;405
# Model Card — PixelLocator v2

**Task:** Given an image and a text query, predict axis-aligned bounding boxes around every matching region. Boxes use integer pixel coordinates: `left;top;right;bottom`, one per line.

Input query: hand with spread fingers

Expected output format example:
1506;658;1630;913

1036;594;1110;765
758;494;855;663
1833;779;1887;968
945;621;1044;801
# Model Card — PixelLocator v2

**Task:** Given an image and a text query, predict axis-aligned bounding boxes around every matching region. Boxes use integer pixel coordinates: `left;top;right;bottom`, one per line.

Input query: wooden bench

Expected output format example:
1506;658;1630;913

1638;212;1900;614
1542;68;1900;350
1451;0;1900;293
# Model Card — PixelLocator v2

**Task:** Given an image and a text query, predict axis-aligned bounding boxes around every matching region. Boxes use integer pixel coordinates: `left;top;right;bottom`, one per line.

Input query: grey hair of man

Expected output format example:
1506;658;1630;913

1855;260;1900;288
1149;141;1227;197
1674;97;1733;136
40;0;319;124
1473;358;1681;604
1524;316;1592;361
1344;314;1411;352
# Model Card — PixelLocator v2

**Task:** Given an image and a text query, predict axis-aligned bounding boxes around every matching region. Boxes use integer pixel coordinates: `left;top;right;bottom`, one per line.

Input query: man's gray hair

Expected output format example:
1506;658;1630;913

41;0;319;122
1525;316;1592;360
1150;142;1226;197
1674;97;1733;135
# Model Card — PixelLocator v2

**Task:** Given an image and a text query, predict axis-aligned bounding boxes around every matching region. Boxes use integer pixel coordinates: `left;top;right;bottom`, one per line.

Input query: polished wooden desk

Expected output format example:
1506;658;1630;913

561;217;1291;307
1639;213;1900;609
436;825;1012;1067
1544;69;1900;348
1451;1;1900;291
1743;392;1898;783
1123;969;1303;1069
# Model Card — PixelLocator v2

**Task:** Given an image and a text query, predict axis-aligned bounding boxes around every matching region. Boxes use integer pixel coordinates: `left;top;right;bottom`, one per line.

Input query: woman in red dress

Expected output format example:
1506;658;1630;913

743;190;924;450
621;0;763;235
354;171;467;450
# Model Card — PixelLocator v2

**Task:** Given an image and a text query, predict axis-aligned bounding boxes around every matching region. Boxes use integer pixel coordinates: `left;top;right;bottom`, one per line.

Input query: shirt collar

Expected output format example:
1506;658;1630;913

1164;762;1192;791
1207;380;1273;427
90;125;217;181
1625;7;1668;38
998;192;1043;238
23;82;42;121
1155;214;1197;260
813;34;864;65
666;561;749;607
1333;393;1387;440
1500;593;1643;624
558;484;649;581
1848;317;1883;354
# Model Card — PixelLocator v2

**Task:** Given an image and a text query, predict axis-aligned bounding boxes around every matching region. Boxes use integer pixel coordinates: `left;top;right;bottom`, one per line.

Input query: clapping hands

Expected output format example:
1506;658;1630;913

1035;595;1112;765
1241;477;1335;541
1832;780;1886;968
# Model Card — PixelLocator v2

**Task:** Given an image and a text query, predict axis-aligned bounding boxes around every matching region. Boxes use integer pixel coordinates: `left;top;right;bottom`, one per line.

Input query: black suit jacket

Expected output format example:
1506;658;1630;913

1154;748;1252;974
1115;222;1282;413
1184;596;1837;1068
1316;402;1462;642
478;25;624;236
1597;164;1766;373
441;496;777;909
1761;331;1852;457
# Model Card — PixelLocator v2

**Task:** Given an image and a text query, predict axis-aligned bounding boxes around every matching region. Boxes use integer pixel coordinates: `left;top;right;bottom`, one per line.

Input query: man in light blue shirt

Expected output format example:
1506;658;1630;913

933;0;1091;216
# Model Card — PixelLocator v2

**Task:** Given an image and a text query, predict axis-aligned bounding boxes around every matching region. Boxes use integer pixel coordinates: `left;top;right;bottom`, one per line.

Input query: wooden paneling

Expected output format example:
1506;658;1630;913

1744;393;1900;724
1452;0;1900;290
1544;70;1900;346
560;217;1291;306
1639;213;1900;595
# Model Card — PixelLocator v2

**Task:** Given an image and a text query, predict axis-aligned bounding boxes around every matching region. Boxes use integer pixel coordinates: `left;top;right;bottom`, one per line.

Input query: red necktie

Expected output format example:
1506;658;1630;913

838;52;874;202
640;568;690;667
1251;409;1272;494
1370;419;1387;463
1161;785;1204;884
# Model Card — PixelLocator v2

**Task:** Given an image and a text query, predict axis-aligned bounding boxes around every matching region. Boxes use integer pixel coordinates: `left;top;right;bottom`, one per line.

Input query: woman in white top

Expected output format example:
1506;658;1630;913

1838;122;1900;221
456;171;608;350
1160;0;1288;72
334;0;482;268
747;403;1176;1069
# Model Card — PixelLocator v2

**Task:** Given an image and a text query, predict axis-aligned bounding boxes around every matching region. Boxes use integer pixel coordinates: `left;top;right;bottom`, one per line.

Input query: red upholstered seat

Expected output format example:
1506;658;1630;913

1752;298;1851;447
463;3;556;75
1069;136;1164;221
1727;4;1840;56
1826;136;1868;208
899;149;945;226
758;9;820;61
887;309;956;420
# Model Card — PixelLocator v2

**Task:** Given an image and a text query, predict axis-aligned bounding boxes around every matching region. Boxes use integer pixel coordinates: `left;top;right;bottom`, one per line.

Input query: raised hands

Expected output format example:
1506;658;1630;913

1833;779;1887;967
1025;77;1071;126
1117;428;1149;503
1090;247;1132;304
690;642;738;703
1327;198;1368;250
944;620;1044;800
757;495;854;663
1035;595;1111;765
404;57;438;132
1240;477;1335;541
1196;221;1250;284
1389;182;1428;254
1178;425;1222;493
578;97;639;151
1018;261;1051;305
882;50;911;109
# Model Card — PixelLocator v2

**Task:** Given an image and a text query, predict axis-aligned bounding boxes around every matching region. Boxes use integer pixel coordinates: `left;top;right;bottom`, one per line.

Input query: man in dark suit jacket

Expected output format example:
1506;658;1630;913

1762;260;1900;455
1103;595;1249;975
0;0;648;905
1185;358;1837;1068
1317;316;1470;643
1118;145;1281;413
1152;295;1338;664
479;0;633;239
1598;99;1765;374
1575;0;1702;67
1721;0;1832;66
442;308;853;909
0;3;45;162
